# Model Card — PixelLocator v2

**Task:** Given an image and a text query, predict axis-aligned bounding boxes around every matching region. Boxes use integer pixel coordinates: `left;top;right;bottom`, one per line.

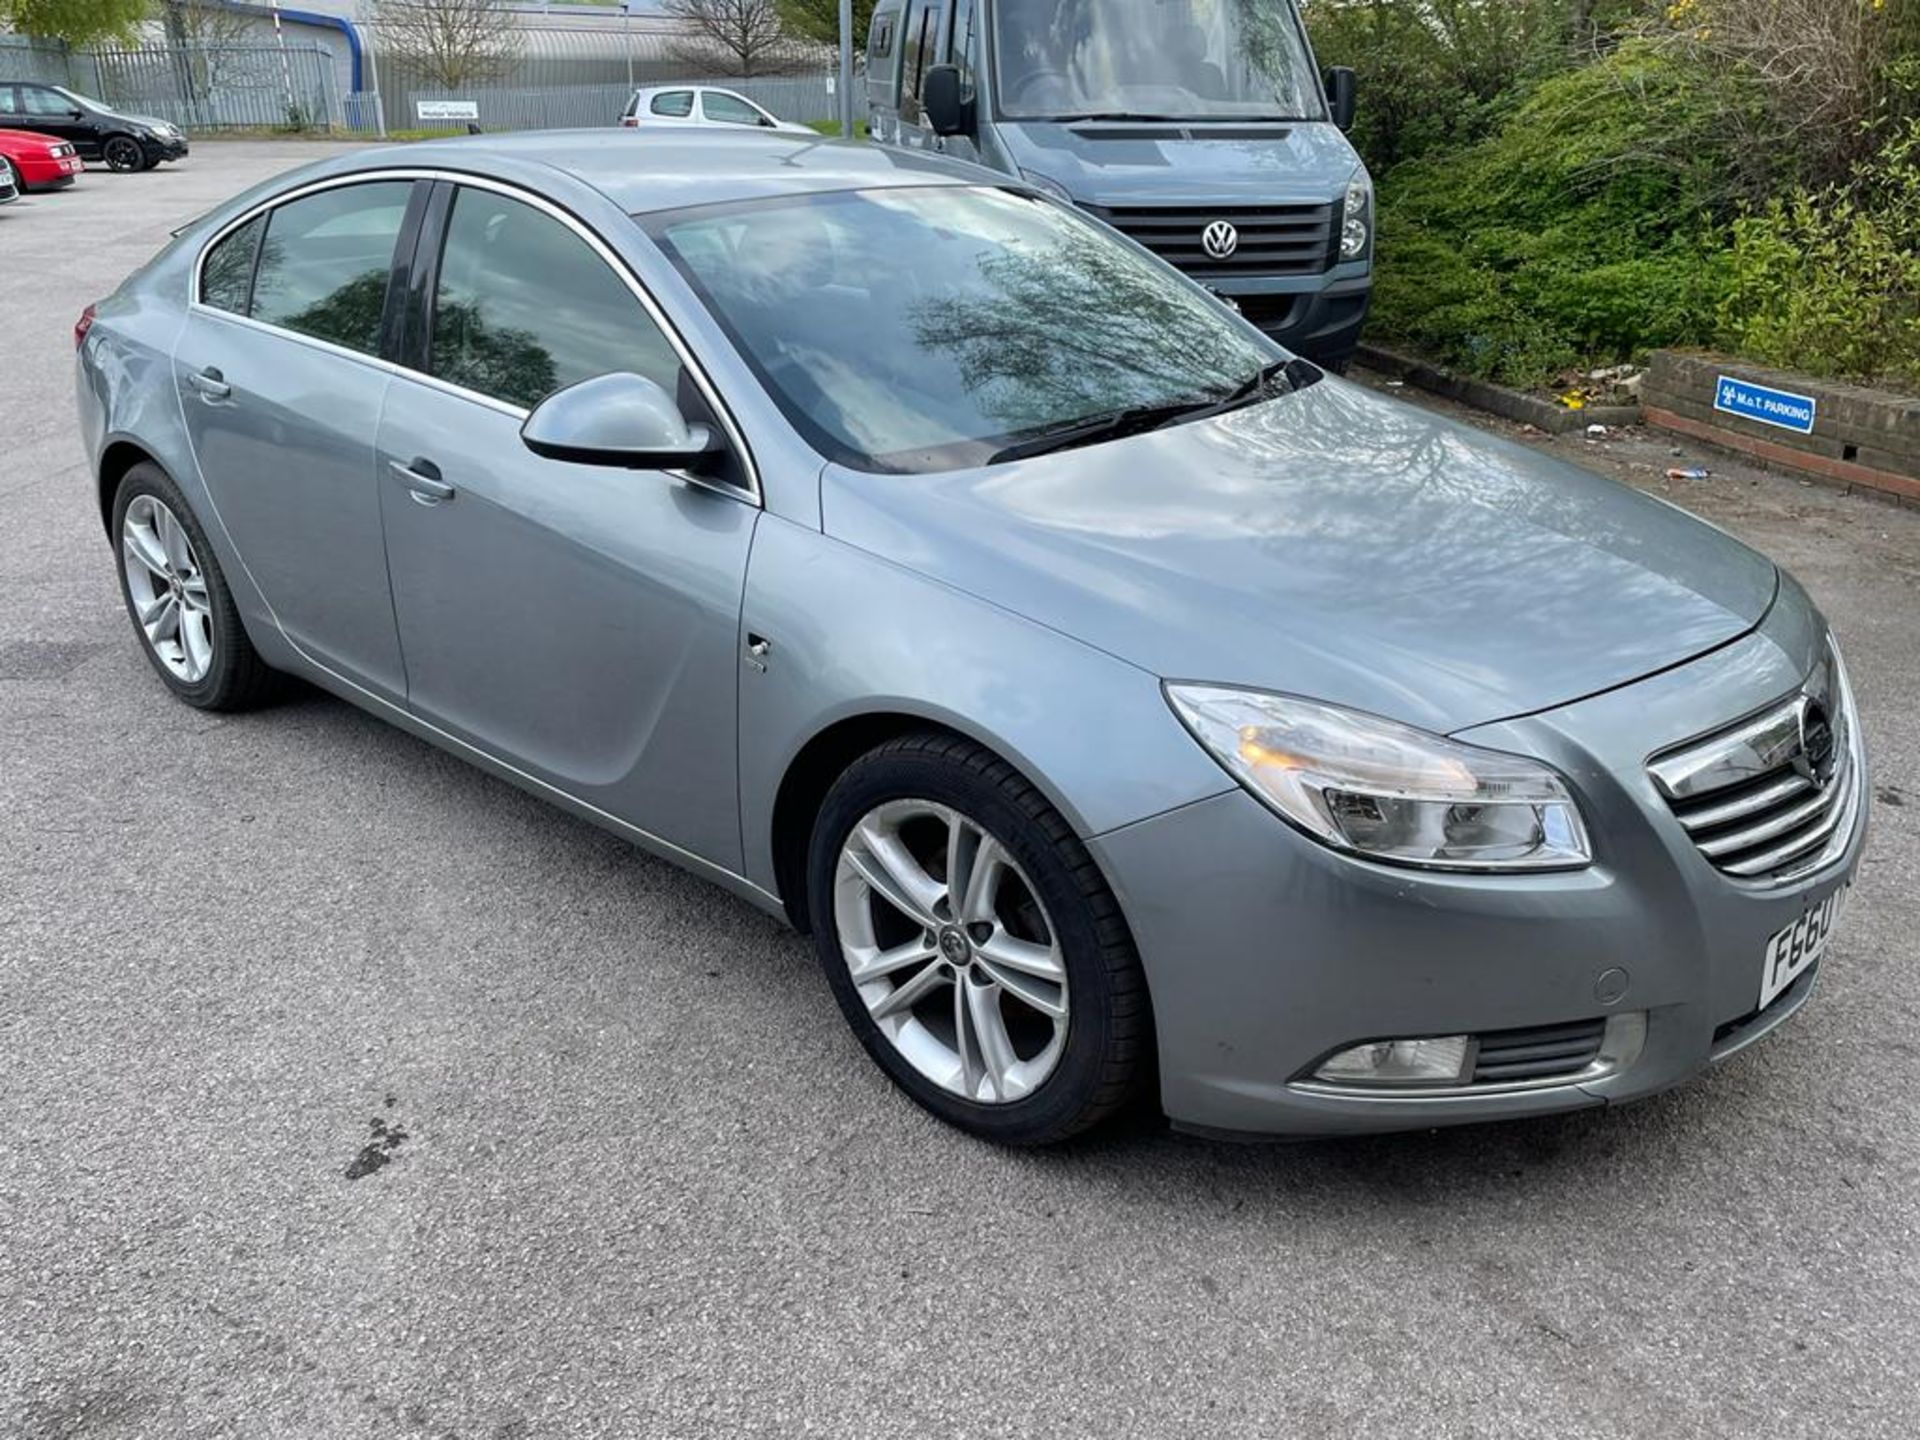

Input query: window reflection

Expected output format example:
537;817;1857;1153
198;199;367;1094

432;188;682;411
655;185;1276;471
252;181;411;356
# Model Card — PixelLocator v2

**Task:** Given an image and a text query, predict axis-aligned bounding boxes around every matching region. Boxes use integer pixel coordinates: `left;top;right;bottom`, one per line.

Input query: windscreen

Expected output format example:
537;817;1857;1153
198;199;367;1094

648;185;1278;472
993;0;1323;122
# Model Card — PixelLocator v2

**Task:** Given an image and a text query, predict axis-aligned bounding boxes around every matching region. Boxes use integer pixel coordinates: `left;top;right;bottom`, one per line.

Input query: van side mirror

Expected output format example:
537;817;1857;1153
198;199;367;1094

521;372;723;473
1323;67;1357;132
922;64;971;137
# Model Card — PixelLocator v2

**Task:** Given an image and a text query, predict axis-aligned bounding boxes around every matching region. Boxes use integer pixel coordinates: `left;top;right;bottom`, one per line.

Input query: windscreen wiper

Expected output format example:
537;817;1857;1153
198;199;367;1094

987;359;1322;465
989;398;1220;464
1051;112;1185;124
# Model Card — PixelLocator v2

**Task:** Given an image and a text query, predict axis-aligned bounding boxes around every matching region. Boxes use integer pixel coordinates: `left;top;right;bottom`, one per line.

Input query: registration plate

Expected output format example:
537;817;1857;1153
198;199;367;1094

1759;887;1845;1010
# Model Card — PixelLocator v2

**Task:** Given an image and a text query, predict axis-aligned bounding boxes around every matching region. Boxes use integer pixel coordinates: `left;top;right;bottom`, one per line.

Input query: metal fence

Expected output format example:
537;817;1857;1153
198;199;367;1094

396;72;840;133
0;35;341;131
1;31;848;138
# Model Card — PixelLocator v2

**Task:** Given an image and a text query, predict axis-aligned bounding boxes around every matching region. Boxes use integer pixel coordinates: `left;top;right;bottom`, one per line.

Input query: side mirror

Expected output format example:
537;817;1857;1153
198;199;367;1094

521;372;722;472
68;109;85;120
922;64;971;137
1323;67;1356;132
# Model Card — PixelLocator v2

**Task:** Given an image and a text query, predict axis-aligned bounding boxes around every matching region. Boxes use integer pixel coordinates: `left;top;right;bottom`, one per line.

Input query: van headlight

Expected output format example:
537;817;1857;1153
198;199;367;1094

1340;174;1371;260
1165;685;1590;871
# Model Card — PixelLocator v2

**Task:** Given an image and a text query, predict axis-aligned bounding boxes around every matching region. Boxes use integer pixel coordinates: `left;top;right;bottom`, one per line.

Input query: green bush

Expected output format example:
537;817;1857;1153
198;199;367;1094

1311;1;1920;392
1368;41;1738;386
1716;122;1920;387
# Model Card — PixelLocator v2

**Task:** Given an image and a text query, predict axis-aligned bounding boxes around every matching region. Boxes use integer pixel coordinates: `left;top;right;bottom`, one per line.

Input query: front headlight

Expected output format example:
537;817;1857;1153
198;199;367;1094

1340;173;1371;260
1165;685;1591;871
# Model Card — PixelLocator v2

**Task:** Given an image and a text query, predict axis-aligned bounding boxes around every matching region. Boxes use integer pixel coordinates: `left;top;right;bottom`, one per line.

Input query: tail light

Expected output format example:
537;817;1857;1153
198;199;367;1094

74;303;96;350
621;116;638;128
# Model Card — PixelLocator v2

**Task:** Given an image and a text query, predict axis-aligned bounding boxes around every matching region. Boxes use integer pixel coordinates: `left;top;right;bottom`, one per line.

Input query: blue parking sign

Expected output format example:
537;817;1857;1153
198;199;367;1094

1714;374;1817;435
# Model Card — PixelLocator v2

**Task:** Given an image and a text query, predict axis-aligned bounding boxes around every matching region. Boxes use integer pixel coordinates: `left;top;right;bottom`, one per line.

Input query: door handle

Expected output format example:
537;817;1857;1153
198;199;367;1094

388;457;456;505
187;367;230;401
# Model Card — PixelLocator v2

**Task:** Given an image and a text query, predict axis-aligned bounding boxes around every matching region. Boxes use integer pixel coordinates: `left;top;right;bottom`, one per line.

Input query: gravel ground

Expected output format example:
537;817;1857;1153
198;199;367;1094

3;141;1918;1439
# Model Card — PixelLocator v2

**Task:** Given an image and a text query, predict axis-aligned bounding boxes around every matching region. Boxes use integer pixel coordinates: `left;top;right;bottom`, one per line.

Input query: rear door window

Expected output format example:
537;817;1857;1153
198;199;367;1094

651;90;695;118
200;214;265;314
250;180;413;356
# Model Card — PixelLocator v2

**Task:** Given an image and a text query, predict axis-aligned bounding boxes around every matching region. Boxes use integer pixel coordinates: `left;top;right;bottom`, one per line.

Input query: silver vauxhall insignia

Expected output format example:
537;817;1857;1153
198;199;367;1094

75;132;1868;1143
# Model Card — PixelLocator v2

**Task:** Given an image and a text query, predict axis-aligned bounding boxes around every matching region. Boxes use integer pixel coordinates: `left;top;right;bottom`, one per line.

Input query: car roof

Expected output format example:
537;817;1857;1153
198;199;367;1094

344;130;994;215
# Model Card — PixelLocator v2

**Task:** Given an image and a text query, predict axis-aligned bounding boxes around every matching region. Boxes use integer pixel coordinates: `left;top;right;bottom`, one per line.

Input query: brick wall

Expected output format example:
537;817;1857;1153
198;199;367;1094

1642;350;1919;504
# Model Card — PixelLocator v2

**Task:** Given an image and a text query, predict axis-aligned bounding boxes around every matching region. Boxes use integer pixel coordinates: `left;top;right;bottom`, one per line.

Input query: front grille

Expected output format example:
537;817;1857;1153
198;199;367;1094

1472;1019;1607;1084
1092;201;1337;278
1649;650;1856;884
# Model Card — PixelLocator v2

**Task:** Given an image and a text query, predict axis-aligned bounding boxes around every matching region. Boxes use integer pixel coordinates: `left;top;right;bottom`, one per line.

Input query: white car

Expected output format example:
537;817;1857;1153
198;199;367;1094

618;85;814;134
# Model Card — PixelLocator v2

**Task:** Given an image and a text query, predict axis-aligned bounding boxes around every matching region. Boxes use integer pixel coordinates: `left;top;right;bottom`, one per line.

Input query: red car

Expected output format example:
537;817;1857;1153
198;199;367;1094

0;127;84;193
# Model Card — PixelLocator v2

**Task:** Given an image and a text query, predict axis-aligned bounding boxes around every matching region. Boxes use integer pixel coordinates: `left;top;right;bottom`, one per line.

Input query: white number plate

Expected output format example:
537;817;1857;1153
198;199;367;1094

1758;887;1845;1011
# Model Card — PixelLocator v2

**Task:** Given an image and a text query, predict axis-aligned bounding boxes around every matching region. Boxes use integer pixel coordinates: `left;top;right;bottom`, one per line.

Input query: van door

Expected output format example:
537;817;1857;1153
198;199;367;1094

893;0;946;149
942;0;986;165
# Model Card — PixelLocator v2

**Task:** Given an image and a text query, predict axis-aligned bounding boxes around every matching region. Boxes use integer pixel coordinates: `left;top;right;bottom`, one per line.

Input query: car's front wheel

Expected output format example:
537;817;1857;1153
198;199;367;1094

103;135;147;172
112;463;276;710
808;732;1150;1144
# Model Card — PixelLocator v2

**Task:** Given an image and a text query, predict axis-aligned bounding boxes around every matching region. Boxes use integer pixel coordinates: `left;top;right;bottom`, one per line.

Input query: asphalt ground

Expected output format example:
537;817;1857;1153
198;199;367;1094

3;141;1918;1439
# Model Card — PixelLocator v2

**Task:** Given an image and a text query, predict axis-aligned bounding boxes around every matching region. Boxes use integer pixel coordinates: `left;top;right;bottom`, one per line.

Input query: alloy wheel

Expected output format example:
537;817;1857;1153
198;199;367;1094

833;799;1069;1104
104;136;142;172
121;494;214;683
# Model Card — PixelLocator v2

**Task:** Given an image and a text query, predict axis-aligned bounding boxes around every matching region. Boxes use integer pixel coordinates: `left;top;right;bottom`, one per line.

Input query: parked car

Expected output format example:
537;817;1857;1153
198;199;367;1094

868;0;1372;370
76;133;1866;1145
0;82;188;171
619;85;814;134
0;127;84;192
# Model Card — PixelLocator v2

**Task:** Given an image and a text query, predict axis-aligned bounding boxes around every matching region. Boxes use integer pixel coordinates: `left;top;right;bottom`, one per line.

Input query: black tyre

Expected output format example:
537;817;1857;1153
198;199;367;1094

103;135;146;172
0;156;19;193
111;462;277;711
808;732;1150;1145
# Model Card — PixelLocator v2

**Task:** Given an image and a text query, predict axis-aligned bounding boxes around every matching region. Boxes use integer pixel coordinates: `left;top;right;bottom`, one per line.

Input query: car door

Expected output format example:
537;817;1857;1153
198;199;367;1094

174;177;421;700
375;179;758;869
698;90;774;129
16;84;95;155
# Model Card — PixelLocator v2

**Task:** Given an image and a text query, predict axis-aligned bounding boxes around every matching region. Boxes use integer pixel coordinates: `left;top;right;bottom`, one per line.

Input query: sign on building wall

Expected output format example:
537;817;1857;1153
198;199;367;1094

416;99;479;121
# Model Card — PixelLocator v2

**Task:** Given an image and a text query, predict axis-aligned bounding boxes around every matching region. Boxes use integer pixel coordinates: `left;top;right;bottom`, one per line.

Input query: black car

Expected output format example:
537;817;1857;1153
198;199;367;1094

0;82;188;172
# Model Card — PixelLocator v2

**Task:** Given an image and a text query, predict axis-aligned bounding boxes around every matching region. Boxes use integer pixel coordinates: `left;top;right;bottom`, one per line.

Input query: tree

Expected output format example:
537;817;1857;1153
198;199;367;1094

369;0;522;92
0;0;146;46
160;0;255;47
775;0;875;51
663;0;801;78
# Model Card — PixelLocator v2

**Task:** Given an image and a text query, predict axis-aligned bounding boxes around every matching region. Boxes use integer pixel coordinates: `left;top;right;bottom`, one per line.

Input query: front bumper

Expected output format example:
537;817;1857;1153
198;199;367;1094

144;135;189;161
1091;611;1868;1138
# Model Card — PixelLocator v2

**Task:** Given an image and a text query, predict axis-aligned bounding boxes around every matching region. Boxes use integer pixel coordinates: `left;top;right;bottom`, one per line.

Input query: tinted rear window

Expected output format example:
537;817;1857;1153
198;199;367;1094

251;181;412;356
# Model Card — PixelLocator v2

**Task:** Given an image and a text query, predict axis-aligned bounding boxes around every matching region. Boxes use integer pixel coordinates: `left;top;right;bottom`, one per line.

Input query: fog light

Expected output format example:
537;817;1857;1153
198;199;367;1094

1314;1035;1473;1086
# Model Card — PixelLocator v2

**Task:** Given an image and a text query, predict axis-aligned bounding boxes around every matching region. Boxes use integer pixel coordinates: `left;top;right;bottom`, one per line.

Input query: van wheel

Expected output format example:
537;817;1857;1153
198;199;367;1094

808;732;1150;1145
112;462;277;710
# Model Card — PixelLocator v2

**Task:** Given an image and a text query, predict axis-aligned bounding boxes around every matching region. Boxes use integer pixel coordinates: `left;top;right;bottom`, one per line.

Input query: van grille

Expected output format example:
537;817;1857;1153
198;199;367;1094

1089;201;1338;278
1648;648;1857;885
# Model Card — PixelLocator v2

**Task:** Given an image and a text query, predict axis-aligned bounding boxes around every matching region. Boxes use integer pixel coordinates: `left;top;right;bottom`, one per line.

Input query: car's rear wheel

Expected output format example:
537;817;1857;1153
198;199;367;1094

0;156;19;192
112;463;276;710
103;135;146;172
808;732;1150;1145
